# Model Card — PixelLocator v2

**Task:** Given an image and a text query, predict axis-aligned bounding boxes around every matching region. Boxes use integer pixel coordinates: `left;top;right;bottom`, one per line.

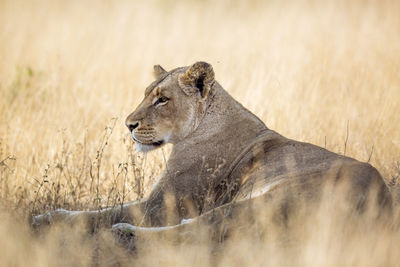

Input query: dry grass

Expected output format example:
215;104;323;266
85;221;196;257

1;0;400;266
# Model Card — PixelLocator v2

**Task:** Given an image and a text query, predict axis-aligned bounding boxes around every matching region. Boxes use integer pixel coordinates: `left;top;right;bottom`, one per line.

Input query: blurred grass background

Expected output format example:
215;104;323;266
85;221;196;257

0;0;399;266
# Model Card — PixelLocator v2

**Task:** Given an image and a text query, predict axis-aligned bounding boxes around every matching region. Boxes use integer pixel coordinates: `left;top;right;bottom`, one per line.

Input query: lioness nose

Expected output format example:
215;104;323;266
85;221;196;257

126;121;139;132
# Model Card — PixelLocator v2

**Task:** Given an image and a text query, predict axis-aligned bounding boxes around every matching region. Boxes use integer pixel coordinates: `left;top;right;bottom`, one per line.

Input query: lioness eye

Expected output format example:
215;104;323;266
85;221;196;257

154;96;169;106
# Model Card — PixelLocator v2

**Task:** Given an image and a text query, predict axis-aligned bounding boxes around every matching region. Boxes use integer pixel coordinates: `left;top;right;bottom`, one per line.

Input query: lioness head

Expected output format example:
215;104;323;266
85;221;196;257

125;61;215;152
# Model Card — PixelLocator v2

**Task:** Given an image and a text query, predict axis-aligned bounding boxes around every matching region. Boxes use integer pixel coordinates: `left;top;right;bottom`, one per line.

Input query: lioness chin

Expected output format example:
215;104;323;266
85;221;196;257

33;61;392;247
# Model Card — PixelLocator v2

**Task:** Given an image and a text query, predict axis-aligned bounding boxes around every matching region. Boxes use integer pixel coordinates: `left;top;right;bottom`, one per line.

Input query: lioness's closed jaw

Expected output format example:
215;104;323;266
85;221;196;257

178;61;215;99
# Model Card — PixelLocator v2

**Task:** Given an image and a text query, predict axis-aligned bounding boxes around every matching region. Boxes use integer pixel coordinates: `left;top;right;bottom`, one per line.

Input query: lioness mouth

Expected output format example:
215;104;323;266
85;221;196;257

151;140;164;146
132;136;163;147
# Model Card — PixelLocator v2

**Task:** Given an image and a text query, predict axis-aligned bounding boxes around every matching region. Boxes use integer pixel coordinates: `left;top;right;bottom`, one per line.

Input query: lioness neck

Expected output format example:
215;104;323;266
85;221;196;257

197;82;267;140
169;83;269;173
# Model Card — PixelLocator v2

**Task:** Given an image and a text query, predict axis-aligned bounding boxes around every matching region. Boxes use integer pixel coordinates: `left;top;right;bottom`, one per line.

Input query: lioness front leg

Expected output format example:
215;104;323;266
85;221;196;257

32;199;148;231
109;198;244;251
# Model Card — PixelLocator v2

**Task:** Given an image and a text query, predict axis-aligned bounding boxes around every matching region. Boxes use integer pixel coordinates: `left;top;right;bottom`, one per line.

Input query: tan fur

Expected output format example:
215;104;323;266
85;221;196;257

153;64;167;78
33;62;392;241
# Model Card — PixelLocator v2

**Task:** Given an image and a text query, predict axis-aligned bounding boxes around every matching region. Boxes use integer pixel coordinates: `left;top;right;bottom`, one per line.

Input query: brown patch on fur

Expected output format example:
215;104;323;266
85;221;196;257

152;87;160;97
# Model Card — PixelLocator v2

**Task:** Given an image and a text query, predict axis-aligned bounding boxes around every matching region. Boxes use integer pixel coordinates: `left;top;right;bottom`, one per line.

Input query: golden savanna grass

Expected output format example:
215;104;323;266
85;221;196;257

0;0;400;266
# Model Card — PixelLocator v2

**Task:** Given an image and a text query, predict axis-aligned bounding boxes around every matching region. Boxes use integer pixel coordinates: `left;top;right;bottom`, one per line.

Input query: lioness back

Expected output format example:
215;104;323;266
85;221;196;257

231;132;392;212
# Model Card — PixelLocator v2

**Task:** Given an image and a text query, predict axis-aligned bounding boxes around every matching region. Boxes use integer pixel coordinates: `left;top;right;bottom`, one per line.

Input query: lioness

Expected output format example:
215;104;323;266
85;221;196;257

33;61;392;242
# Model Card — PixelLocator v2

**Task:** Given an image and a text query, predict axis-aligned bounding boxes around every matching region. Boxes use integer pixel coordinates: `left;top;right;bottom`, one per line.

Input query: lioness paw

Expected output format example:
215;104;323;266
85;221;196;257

32;208;69;228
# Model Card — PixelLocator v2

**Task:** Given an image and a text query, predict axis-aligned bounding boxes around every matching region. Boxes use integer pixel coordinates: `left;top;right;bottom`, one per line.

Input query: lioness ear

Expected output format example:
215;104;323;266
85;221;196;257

178;61;215;99
153;65;167;78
